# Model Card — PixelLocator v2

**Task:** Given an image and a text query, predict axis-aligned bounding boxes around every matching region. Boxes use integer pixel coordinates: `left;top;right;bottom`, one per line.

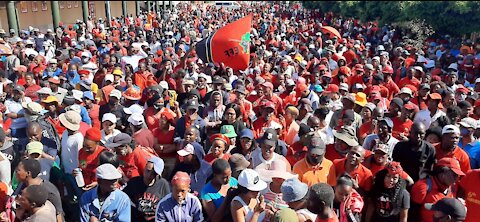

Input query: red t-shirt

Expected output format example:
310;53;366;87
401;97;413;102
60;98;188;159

87;104;101;130
204;153;231;165
324;144;347;162
118;146;156;179
133;128;155;149
152;127;176;158
391;117;413;140
315;212;339;222
459;169;480;222
78;146;106;185
286;141;308;166
333;158;373;192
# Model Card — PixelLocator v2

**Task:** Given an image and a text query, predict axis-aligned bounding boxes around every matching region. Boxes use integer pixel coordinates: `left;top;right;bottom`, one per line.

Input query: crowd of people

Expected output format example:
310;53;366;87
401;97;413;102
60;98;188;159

0;1;478;222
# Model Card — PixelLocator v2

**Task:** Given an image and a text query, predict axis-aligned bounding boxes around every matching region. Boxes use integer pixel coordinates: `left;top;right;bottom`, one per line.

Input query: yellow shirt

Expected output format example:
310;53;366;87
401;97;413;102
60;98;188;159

293;157;336;187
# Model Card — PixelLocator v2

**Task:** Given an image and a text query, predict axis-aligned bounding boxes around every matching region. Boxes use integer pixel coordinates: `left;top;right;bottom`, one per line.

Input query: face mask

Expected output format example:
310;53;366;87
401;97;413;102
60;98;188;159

179;52;185;57
82;58;89;63
456;94;467;102
461;128;471;136
153;103;164;110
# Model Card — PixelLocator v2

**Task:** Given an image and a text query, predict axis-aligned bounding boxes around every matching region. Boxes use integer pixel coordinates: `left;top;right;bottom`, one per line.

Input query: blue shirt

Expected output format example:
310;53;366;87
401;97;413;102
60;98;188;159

80;188;131;222
200;177;238;209
155;193;204;222
459;140;480;169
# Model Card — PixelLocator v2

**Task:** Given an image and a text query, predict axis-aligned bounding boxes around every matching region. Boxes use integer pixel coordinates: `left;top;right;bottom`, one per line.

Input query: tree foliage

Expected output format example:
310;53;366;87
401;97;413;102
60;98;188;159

302;1;480;36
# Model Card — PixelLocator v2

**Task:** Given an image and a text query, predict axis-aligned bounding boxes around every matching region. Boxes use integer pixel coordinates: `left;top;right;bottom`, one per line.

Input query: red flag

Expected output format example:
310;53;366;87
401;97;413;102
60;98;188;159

196;14;252;71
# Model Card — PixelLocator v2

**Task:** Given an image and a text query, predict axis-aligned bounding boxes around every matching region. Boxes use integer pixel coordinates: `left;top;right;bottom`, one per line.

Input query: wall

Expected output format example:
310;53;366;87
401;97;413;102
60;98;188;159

0;2;8;30
59;1;83;26
17;1;54;31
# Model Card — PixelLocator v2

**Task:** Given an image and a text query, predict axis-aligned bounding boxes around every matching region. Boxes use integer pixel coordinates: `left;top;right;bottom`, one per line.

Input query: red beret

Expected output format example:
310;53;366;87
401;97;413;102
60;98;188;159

85;128;101;142
209;133;231;146
78;70;90;76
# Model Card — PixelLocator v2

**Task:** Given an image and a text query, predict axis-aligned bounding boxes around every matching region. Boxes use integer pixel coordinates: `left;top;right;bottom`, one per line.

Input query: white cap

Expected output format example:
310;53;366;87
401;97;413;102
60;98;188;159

159;81;169;90
104;74;114;83
238;169;268;192
127;113;145;126
372;56;380;61
71;89;83;102
109;89;122;99
413;66;424;73
448;63;458;71
36;87;53;95
399;87;413;97
123;104;144;115
459;117;478;129
102;113;117;124
46;29;52;33
286;79;295;86
48;59;57;64
148;156;165;176
339;83;349;91
81;51;92;58
96;164;122;180
354;83;364;89
177;144;195;157
25;39;34;45
66;104;82;114
442;125;460;135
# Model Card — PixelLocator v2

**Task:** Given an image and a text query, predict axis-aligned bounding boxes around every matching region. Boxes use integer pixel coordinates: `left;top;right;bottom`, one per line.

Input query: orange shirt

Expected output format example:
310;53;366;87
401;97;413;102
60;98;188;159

333;158;374;192
293;158;336;187
315;212;339;222
411;177;455;222
459;169;480;222
78;146;106;185
434;144;471;174
0;182;7;212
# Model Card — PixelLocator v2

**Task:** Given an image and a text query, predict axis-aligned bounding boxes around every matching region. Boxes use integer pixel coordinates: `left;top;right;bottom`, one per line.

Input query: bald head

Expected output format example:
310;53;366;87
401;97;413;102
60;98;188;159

27;122;43;141
410;122;426;144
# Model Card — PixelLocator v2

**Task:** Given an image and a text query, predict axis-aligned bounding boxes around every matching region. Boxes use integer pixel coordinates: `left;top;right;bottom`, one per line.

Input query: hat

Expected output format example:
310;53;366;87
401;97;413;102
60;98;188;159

109;89;122;99
210;133;231;147
71;90;83;102
298;98;313;112
104;74;114;83
456;86;469;94
171;171;191;185
182;78;195;85
390;97;404;108
420;84;431;90
437;157;465;176
36;87;53;96
364;103;376;112
424;198;466;221
59;111;81;131
128;113;145;126
295;83;309;95
339;83;349;92
257;160;297;182
96;164;122;180
123;104;144;115
112;69;123;76
428;93;442;100
314;85;323;93
185;99;199;110
262;82;274;89
81;51;92;58
212;76;224;84
413;66;424;73
83;91;94;101
333;126;359;146
354;92;367;107
123;87;142;100
281;177;308;203
237;169;268;191
148;156;165;176
109;133;132;148
85;128;102;142
22;102;45;115
373;144;389;154
385;161;409;179
102;113;117;124
229;153;251;173
354;83;365;90
177;144;195;157
220;125;237;138
262;101;276;110
364;64;374;70
239;129;254;140
397;87;412;97
274;208;298;222
48;59;57;64
26;141;43;155
379;117;394;129
261;128;278;147
342;94;356;104
459;117;477;129
308;135;326;155
442;125;460;135
41;95;59;104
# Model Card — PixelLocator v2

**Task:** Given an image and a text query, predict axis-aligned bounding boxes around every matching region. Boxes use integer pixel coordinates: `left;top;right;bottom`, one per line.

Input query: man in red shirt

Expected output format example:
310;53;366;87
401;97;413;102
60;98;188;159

333;146;373;194
434;125;471;174
77;128;106;191
110;133;157;179
391;102;415;140
254;81;284;115
252;101;281;139
398;66;421;89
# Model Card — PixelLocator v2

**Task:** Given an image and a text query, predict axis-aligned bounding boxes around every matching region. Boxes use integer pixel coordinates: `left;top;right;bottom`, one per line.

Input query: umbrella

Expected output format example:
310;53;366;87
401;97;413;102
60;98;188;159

321;26;341;39
0;44;12;55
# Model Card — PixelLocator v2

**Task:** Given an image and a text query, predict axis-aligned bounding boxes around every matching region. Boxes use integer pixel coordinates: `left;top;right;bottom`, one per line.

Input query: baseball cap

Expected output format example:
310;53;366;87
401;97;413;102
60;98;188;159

399;87;413;97
442;125;460;135
237;169;267;192
428;93;442;100
148;156;165;176
127;113;145;126
12;85;25;92
308;135;326;155
102;113;117;124
459;117;477;129
36;87;53;96
373;144;389;154
109;89;122;99
177;144;195;157
220;125;237;138
185;99;199;111
339;83;349;92
261;128;278;147
108;133;132;148
104;74;114;83
424;198;466;221
262;82;274;89
83;91;94;101
239;129;254;140
229;153;251;173
436;157;465;176
123;104;144;115
96;164;122;180
281;177;309;203
26;141;43;155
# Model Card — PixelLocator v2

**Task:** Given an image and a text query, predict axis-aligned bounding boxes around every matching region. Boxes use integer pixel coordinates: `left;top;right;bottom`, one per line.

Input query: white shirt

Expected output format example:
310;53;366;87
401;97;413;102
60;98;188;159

362;134;399;157
5;97;32;129
414;109;446;129
0;153;11;185
60;131;84;174
101;129;121;149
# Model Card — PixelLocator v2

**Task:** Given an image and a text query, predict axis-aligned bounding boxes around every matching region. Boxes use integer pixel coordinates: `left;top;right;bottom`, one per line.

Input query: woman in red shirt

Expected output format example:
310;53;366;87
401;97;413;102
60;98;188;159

153;111;177;177
204;134;231;164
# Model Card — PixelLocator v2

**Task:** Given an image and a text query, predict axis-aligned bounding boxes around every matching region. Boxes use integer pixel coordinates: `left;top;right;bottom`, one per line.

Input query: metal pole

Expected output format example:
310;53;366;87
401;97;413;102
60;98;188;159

51;1;60;30
169;1;172;10
136;1;141;17
6;1;18;34
105;1;111;27
122;1;128;17
82;1;89;24
163;1;166;11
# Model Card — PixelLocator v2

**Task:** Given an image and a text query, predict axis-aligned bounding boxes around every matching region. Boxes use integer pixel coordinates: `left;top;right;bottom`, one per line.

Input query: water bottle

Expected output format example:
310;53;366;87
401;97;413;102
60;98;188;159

74;168;85;187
